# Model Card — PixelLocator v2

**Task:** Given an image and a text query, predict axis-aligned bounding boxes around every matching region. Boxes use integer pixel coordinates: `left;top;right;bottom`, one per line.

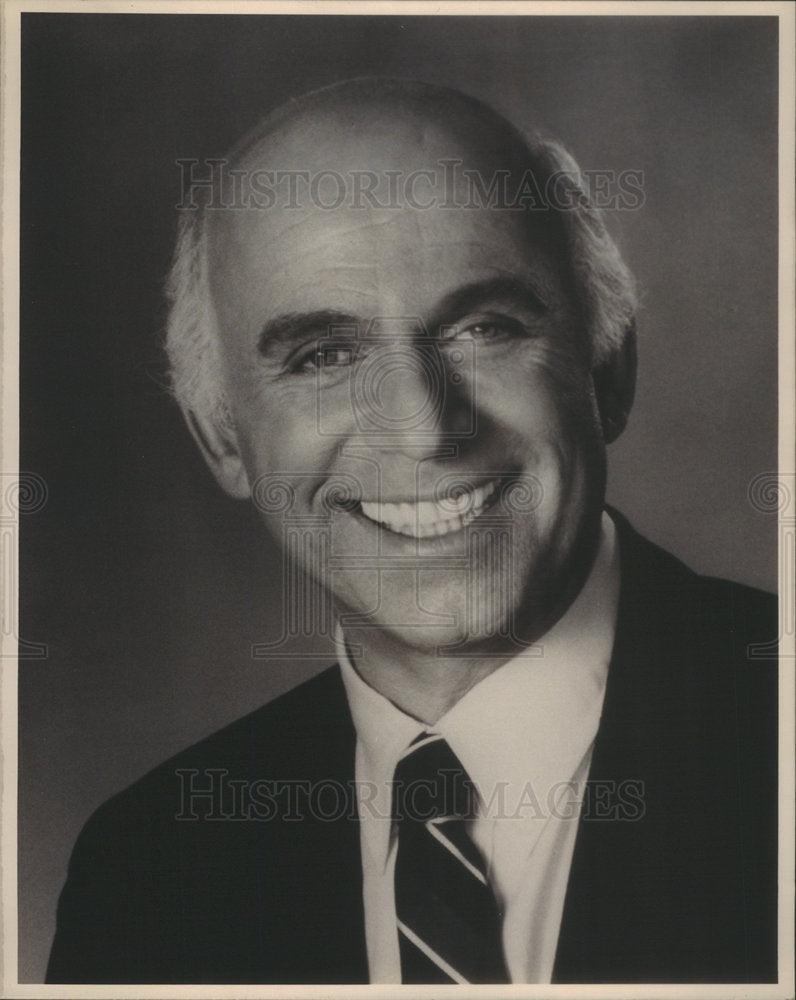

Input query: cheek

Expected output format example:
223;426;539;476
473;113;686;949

479;344;596;445
233;384;341;524
526;347;603;463
476;349;603;529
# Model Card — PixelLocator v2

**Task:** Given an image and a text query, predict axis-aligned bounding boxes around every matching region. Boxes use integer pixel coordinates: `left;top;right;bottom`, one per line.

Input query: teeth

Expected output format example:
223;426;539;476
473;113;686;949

359;480;499;538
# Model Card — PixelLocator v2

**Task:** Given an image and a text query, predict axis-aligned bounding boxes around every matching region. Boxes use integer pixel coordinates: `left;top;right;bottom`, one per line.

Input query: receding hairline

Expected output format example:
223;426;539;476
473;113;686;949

204;75;568;281
225;76;536;172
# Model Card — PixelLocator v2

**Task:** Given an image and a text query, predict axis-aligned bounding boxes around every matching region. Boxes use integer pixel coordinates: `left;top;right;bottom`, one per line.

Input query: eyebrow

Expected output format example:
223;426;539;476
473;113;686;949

256;278;549;356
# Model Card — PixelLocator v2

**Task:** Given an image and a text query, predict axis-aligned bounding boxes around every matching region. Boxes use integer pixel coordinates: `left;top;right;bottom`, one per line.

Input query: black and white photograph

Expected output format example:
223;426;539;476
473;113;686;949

4;2;793;993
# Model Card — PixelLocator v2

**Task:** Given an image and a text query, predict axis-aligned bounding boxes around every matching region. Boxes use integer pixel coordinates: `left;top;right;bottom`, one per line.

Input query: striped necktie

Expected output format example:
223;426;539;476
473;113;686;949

392;731;510;984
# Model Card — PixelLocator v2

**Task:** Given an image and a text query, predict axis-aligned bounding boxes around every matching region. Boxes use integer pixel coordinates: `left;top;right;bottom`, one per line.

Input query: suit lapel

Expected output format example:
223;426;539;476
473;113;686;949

552;514;701;982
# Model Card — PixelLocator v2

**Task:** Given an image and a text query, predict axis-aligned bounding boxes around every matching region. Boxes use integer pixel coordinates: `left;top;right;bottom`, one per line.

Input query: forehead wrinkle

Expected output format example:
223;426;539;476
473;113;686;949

269;258;379;279
259;274;382;319
258;212;415;260
264;233;536;274
267;266;382;292
265;255;563;321
259;209;401;243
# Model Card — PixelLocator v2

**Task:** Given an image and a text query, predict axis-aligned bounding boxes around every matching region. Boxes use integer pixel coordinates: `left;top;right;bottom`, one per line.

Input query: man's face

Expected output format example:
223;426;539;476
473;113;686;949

207;108;607;654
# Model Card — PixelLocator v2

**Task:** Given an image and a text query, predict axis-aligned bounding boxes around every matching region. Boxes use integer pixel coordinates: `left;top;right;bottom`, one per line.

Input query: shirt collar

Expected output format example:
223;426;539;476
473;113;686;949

338;511;620;815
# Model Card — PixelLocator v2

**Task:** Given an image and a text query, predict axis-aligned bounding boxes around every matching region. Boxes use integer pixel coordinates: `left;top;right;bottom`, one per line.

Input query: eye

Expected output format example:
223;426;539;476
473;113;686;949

442;314;529;343
290;342;358;374
318;344;356;368
453;322;501;341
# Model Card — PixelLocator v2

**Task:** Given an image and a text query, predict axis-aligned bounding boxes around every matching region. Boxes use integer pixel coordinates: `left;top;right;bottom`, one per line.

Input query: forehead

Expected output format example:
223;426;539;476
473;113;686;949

207;107;568;331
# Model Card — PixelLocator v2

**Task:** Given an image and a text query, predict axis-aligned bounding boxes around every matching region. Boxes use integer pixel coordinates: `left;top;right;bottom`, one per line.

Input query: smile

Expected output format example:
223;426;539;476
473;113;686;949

358;480;500;538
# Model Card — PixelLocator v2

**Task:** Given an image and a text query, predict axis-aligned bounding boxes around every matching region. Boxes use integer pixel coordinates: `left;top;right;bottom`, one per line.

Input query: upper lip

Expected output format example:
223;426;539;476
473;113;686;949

356;479;504;538
357;476;508;506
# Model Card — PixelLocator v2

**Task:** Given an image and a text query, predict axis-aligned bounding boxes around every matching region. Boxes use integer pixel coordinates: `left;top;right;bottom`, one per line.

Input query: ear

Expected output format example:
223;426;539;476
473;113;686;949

592;320;637;445
180;404;252;500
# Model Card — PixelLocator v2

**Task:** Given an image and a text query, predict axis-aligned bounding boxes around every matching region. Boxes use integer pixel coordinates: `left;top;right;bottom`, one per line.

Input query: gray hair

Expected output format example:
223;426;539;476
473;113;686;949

164;207;234;431
165;114;636;430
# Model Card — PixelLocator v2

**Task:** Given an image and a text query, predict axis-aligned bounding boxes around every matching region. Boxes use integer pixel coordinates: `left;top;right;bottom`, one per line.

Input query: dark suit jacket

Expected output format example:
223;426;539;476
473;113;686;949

46;512;778;984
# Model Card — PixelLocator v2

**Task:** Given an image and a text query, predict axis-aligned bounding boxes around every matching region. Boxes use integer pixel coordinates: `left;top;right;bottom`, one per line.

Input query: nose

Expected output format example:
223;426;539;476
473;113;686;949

350;337;472;455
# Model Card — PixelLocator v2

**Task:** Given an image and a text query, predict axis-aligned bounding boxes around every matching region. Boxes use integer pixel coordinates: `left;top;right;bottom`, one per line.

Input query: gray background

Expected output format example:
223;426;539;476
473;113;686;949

19;13;778;982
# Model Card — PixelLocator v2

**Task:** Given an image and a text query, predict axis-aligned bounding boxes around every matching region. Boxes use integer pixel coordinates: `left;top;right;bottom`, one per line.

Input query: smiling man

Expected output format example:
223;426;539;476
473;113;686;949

47;78;777;985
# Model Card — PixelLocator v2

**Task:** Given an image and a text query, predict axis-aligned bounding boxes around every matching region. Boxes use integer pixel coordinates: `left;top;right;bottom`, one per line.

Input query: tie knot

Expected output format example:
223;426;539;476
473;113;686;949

392;733;476;822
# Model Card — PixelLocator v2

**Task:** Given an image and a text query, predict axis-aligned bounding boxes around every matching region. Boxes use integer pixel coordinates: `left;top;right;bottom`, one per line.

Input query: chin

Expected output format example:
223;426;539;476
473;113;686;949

338;561;542;657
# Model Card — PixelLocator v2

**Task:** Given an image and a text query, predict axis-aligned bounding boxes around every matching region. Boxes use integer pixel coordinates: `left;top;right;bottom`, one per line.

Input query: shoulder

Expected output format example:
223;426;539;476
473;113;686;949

607;507;778;752
607;508;778;793
48;665;361;982
609;506;777;650
75;663;353;850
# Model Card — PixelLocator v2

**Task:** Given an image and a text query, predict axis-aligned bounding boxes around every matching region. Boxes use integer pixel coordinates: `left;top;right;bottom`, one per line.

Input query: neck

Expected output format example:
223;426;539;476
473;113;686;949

338;514;605;724
340;631;509;724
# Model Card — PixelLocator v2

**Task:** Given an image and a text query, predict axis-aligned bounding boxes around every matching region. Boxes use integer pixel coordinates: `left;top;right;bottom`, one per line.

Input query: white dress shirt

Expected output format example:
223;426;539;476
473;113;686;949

337;511;620;984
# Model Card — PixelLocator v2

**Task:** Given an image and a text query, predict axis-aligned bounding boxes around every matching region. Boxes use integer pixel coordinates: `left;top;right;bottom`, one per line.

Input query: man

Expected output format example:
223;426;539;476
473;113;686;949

46;78;777;984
